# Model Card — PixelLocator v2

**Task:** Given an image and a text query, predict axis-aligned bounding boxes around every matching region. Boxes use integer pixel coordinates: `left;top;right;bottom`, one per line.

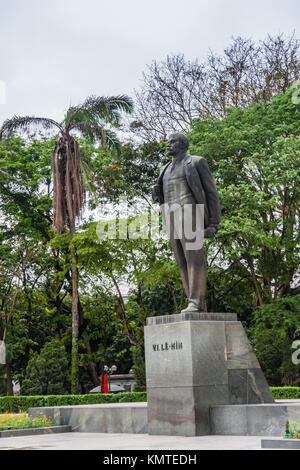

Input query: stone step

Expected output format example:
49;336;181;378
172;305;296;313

0;425;72;438
261;438;300;449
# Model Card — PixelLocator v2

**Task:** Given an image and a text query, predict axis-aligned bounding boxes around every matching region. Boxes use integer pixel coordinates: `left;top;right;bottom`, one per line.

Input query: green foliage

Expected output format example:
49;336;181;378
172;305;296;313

0;392;147;413
20;339;69;395
206;265;255;324
284;420;300;439
271;387;300;399
94;141;167;203
249;295;300;386
117;392;147;403
138;281;185;317
131;346;146;392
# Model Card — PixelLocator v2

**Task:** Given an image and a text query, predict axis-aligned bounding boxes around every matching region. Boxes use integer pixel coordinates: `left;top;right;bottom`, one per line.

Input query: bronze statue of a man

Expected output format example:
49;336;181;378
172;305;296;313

152;133;221;313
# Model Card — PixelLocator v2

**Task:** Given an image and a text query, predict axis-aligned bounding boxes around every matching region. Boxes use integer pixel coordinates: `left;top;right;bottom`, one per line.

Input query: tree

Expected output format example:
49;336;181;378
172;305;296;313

0;137;55;394
0;95;133;393
133;33;300;139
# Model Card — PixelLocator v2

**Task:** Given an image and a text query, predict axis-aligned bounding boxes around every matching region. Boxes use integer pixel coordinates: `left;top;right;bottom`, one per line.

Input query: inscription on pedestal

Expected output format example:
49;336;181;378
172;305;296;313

152;341;183;352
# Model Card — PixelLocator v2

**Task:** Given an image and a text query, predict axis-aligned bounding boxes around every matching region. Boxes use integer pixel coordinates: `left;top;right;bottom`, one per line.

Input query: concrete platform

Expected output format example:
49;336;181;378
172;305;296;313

210;403;300;436
29;402;148;434
29;401;300;437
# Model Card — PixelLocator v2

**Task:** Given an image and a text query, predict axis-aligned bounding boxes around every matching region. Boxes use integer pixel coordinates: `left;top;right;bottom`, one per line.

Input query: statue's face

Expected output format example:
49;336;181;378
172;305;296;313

167;134;183;156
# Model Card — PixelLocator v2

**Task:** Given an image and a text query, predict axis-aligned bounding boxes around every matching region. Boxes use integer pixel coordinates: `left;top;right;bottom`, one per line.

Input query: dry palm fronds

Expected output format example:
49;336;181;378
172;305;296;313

52;133;84;233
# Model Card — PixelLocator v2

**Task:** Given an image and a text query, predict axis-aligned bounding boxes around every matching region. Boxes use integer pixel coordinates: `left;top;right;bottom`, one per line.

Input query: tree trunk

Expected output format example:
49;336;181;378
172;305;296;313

6;363;13;396
82;330;99;387
63;273;99;388
69;219;79;394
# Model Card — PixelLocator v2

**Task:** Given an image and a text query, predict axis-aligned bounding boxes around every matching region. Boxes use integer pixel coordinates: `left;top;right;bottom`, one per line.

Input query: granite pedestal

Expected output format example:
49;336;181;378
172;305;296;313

145;312;274;436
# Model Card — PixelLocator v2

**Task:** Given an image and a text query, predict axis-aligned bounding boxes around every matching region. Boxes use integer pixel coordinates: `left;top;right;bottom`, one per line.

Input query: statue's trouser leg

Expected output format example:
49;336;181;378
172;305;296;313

163;203;207;311
184;244;207;312
169;236;190;298
170;236;207;312
163;207;190;299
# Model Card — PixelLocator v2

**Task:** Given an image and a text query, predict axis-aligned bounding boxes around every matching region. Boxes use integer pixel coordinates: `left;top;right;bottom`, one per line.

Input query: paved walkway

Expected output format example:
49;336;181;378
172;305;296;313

0;432;275;450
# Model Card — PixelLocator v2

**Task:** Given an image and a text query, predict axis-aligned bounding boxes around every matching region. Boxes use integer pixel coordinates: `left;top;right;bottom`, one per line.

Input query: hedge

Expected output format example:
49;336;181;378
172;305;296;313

0;392;147;413
0;388;299;413
270;387;300;400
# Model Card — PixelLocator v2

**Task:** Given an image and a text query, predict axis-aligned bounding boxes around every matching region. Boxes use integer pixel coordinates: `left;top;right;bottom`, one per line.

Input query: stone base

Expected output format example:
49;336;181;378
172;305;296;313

146;311;238;325
145;313;274;436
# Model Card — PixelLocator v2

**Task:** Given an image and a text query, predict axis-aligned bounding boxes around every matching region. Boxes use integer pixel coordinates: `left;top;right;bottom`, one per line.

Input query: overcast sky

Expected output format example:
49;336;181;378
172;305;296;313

0;0;299;124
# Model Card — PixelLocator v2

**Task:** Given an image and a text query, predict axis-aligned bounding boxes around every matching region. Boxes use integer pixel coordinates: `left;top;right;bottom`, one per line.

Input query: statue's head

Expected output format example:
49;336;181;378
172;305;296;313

167;133;189;157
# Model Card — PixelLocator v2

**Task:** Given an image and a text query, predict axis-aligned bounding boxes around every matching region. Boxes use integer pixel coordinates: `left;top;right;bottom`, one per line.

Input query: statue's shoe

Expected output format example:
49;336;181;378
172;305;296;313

180;303;201;313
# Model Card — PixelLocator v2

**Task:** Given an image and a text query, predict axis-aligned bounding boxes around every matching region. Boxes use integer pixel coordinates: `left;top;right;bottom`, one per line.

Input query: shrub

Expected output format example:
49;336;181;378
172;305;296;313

0;388;299;414
249;295;300;386
0;392;147;413
270;387;300;400
20;339;69;395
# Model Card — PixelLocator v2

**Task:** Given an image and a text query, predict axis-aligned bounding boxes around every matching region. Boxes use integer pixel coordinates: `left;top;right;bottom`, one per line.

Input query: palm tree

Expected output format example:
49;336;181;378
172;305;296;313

0;95;133;393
